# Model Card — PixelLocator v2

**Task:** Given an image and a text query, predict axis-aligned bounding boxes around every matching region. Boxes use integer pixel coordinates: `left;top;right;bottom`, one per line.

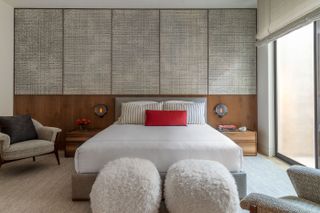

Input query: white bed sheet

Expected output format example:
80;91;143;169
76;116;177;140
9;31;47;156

74;124;243;173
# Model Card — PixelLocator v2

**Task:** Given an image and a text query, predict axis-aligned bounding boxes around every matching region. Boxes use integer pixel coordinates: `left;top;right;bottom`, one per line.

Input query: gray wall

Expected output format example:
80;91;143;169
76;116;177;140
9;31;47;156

160;10;208;94
15;9;63;94
64;10;112;94
14;9;256;95
209;9;256;94
112;10;160;94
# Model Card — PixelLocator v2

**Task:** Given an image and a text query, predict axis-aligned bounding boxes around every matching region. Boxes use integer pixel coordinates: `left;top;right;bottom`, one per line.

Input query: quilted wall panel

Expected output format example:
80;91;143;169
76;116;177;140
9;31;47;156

64;10;112;94
208;9;257;94
112;10;160;94
15;9;63;94
160;10;208;95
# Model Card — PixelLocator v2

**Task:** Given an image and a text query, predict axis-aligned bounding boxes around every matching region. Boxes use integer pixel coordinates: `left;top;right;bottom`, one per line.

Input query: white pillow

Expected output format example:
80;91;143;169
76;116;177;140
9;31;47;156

124;101;158;105
119;102;163;124
165;100;194;104
163;102;206;124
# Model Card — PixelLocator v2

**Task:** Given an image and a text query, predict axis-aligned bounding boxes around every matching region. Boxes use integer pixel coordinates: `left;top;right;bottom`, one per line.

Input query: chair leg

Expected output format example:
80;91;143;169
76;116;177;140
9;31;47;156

33;156;36;162
0;155;3;168
54;150;60;165
250;205;258;213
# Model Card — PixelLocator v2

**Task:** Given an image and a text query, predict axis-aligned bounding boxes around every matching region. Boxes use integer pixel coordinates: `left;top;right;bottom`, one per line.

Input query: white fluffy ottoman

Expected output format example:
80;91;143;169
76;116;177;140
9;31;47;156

165;160;239;213
90;158;161;213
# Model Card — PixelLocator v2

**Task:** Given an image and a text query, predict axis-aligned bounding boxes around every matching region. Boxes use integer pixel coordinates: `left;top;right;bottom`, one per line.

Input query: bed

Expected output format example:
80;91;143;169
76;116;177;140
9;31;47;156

75;123;243;173
72;97;247;200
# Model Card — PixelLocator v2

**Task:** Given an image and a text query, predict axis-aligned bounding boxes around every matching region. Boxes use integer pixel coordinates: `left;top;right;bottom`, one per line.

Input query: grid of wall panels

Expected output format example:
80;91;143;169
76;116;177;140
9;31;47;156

64;10;112;94
14;9;257;95
15;9;63;94
208;9;257;94
160;10;208;95
112;10;160;94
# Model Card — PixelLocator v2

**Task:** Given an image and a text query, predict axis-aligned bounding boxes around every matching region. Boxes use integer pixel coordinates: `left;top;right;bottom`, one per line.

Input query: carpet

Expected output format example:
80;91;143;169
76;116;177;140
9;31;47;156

0;153;295;213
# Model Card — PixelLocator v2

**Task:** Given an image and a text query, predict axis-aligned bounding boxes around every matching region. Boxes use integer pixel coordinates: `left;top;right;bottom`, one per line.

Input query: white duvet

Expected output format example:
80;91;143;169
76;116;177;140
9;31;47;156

75;124;243;173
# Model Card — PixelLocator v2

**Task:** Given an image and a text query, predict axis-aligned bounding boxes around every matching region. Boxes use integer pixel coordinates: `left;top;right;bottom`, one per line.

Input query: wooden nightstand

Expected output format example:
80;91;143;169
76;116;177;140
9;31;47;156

222;131;257;156
65;129;102;157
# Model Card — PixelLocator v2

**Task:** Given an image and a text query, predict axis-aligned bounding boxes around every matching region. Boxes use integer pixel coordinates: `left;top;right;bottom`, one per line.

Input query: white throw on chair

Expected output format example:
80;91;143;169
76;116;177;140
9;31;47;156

165;159;239;213
90;158;162;213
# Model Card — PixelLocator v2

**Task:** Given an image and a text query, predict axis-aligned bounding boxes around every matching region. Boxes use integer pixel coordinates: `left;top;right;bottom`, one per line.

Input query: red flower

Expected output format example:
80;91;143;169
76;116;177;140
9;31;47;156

75;118;91;126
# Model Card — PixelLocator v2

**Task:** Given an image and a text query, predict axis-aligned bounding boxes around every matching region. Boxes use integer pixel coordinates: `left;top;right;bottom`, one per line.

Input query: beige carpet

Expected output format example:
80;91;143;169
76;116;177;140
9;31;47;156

0;153;295;213
0;152;90;213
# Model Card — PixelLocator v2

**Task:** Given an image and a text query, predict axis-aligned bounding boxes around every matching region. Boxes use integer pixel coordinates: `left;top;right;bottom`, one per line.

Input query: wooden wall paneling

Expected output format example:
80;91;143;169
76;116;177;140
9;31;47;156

14;95;256;150
14;96;62;127
14;96;64;148
61;95;115;131
14;95;115;149
112;10;160;94
207;95;257;130
14;9;63;94
64;10;112;94
208;9;257;94
160;10;208;95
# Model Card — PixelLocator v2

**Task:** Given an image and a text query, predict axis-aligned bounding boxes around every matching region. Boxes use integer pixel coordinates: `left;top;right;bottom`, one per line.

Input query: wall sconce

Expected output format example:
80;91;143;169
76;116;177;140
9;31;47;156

214;103;228;118
94;104;108;118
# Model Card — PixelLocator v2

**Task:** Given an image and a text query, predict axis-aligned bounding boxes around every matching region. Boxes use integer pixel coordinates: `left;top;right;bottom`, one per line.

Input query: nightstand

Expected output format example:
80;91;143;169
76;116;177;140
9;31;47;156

222;130;257;156
65;129;102;157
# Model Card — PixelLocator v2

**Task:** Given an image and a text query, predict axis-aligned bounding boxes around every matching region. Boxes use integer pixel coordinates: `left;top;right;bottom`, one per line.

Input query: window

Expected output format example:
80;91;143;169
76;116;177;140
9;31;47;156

276;23;315;167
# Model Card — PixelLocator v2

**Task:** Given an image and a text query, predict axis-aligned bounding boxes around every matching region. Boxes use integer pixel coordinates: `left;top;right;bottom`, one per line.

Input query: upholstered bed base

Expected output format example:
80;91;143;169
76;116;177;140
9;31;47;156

72;171;247;201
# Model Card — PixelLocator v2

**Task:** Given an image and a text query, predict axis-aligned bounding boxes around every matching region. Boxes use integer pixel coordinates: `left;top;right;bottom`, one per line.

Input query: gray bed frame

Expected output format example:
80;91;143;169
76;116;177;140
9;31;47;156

72;97;247;200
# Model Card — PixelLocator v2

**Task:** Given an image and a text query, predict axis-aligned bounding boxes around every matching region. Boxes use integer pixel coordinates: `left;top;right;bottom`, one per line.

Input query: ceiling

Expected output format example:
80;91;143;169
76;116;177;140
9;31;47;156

3;0;257;8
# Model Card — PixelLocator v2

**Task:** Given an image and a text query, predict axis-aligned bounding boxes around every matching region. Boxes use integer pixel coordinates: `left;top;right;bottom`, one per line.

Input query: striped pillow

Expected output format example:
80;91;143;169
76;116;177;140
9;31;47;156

163;102;206;124
119;102;163;124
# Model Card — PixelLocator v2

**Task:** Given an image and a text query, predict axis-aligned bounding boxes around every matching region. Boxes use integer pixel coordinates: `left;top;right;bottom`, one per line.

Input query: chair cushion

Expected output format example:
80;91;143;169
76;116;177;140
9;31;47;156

0;115;38;144
2;140;54;161
280;196;320;212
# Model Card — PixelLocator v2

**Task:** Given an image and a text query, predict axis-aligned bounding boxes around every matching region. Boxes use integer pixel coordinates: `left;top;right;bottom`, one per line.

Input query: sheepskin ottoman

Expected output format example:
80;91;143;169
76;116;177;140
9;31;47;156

90;158;161;213
165;159;239;213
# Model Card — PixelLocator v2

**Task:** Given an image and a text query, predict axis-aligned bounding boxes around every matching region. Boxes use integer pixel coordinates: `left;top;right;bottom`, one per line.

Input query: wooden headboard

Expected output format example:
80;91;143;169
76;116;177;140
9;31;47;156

115;97;207;121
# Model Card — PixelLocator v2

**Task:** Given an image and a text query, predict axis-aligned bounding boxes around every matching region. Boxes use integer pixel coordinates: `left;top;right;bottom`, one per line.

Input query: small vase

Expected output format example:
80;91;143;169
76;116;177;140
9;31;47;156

79;125;86;131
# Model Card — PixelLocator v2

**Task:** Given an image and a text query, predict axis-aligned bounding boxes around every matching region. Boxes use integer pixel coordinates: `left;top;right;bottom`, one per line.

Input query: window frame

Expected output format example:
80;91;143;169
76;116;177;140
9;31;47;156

274;22;319;168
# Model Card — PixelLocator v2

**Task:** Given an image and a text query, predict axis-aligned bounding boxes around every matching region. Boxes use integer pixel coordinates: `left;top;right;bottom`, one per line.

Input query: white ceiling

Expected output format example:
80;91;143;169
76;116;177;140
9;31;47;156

3;0;257;8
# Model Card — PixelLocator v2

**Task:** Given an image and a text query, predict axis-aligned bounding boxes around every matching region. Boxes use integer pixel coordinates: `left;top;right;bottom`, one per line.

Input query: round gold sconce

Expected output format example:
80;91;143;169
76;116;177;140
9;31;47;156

94;104;108;118
214;103;228;118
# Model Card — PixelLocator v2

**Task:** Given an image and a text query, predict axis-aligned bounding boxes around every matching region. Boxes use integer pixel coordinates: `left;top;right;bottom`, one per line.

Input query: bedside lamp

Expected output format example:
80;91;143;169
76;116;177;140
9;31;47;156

94;104;108;118
214;103;228;118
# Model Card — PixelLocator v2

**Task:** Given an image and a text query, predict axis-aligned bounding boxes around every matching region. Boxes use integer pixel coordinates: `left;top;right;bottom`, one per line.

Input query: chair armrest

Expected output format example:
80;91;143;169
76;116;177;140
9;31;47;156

240;193;306;213
36;126;61;142
0;132;10;152
32;119;61;142
287;165;320;204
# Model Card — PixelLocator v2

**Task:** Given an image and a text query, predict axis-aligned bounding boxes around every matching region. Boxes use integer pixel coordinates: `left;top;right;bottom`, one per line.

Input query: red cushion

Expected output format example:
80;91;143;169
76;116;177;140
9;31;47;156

145;110;187;126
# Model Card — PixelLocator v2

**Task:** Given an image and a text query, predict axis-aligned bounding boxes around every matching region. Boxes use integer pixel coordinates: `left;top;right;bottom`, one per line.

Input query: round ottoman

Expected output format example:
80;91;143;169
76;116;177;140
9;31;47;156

165;160;239;213
90;158;161;213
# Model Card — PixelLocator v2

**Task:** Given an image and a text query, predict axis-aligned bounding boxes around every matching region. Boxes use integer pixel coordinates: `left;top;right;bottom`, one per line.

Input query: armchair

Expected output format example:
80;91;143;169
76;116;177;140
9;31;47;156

240;165;320;213
0;119;61;167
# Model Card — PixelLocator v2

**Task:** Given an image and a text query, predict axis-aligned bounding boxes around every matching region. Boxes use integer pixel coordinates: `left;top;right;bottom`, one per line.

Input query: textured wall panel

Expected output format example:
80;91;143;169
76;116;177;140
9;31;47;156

112;10;160;94
15;9;63;94
160;10;208;95
64;10;112;94
209;9;256;94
